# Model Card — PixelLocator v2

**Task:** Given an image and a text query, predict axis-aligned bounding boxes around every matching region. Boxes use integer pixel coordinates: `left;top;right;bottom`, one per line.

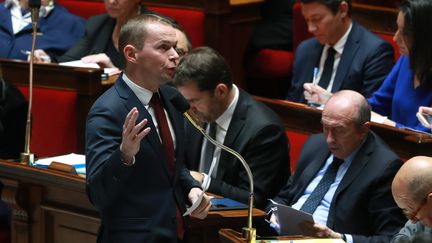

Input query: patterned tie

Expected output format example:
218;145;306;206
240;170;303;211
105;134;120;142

150;92;184;239
203;122;217;174
318;47;336;89
300;157;344;214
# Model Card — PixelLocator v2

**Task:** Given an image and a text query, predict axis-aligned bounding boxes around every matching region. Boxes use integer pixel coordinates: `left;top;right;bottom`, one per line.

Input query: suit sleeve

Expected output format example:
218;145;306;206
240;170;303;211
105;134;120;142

391;221;421;243
56;16;99;62
360;39;394;98
209;124;290;209
351;158;406;243
286;42;310;102
85;104;136;211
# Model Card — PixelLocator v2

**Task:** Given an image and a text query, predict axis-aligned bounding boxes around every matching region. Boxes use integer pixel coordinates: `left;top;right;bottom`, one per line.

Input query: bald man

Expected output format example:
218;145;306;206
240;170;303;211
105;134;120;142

268;90;405;242
391;156;432;243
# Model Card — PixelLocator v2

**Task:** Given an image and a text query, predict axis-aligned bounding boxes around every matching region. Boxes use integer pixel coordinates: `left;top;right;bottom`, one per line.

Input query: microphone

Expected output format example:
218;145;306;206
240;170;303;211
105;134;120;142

21;0;41;165
170;92;256;242
29;0;41;27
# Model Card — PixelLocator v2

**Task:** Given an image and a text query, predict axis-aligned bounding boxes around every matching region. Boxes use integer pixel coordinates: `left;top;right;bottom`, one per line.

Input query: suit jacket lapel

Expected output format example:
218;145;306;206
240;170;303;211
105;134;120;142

115;78;172;178
292;148;330;203
331;21;361;93
217;90;247;178
0;7;13;36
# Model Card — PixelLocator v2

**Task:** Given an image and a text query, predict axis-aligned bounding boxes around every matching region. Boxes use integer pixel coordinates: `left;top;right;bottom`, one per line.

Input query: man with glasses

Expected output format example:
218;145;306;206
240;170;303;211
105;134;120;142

391;156;432;243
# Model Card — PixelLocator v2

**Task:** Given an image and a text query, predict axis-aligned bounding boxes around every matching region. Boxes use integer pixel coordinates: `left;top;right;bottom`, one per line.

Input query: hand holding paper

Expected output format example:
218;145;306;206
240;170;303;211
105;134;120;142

184;187;211;219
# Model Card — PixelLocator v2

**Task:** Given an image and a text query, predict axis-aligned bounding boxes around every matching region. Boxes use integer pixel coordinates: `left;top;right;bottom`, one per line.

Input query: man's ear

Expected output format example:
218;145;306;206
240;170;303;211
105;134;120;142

124;44;138;64
338;1;349;18
214;83;229;99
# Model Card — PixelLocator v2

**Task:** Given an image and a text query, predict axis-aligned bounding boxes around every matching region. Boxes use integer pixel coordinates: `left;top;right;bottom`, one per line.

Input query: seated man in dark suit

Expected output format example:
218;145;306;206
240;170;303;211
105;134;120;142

173;47;290;209
268;90;405;242
0;0;85;61
286;0;394;103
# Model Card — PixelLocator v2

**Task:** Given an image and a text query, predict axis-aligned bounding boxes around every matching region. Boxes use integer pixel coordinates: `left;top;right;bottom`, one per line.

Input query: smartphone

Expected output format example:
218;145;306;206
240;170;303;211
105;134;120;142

416;112;432;128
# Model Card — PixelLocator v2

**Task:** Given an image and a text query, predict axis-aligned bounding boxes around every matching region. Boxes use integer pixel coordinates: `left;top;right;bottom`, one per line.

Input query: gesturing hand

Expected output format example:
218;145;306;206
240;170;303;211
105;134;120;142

120;107;151;164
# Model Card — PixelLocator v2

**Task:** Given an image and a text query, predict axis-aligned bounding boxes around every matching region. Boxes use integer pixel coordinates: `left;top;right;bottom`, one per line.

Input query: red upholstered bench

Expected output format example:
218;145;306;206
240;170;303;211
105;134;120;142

17;86;78;158
56;0;106;19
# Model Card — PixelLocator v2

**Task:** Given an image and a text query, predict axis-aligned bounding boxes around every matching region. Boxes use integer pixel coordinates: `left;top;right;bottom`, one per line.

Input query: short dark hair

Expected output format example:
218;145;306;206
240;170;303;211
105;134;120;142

400;0;432;87
118;14;174;64
173;47;232;92
301;0;352;16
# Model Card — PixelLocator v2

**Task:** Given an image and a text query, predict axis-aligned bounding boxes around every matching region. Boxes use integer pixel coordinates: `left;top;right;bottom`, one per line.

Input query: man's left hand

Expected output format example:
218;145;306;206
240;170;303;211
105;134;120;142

188;187;211;219
303;223;343;239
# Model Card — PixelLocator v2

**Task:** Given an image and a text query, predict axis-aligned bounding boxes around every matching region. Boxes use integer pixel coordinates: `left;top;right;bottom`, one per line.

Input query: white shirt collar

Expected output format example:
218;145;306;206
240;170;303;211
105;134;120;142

325;22;353;55
122;73;153;106
214;84;239;132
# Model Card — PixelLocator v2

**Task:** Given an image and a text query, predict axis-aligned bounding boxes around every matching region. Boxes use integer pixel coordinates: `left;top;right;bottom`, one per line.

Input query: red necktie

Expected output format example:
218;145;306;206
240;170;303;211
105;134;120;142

150;92;184;239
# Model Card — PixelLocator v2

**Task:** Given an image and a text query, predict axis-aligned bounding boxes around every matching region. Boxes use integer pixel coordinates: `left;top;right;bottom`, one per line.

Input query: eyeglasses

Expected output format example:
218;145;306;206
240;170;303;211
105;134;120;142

403;194;429;222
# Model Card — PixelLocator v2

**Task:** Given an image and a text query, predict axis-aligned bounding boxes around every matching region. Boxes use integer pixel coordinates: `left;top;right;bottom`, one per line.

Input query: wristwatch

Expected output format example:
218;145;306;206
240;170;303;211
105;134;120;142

341;233;347;242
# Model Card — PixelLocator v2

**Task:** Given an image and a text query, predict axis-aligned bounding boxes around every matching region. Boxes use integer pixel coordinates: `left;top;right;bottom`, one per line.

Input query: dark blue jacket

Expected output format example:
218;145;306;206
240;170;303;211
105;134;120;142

0;3;85;60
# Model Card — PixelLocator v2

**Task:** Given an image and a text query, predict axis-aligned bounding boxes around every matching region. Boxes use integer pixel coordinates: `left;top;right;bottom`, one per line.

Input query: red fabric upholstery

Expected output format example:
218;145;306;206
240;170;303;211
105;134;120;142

56;0;106;19
147;6;205;47
293;2;313;50
17;86;78;158
286;130;309;172
249;49;294;78
377;33;400;61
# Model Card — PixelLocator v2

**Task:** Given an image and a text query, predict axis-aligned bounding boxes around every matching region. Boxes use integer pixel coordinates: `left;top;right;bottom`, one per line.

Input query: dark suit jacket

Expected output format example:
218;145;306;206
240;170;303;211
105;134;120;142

270;132;405;243
86;77;199;242
57;13;124;68
245;0;295;55
0;4;85;60
185;89;290;209
286;21;394;102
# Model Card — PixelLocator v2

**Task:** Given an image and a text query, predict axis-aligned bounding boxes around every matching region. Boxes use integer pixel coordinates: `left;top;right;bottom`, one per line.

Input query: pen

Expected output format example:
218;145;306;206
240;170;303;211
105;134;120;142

312;67;318;85
21;50;51;62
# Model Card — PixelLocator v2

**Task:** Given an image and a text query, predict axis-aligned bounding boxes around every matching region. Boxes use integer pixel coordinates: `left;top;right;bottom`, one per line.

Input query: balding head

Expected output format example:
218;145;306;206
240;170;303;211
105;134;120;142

392;156;432;226
321;90;370;159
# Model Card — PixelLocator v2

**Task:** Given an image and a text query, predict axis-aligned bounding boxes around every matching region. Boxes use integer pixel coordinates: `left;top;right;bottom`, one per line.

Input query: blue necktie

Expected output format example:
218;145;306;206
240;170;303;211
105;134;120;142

318;47;336;89
300;157;344;214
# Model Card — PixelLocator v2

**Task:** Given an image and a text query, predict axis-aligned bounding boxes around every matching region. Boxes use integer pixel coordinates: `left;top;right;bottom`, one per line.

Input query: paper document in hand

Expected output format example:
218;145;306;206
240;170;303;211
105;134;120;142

269;199;315;236
183;191;204;216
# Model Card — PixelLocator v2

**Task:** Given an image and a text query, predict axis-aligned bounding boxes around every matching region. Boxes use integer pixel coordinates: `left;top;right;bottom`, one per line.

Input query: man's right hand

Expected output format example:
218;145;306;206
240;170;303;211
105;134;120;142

120;107;151;164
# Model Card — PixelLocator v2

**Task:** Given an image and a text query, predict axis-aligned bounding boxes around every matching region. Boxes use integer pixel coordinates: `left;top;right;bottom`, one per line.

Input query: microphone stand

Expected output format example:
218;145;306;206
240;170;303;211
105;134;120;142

20;8;39;165
183;111;256;243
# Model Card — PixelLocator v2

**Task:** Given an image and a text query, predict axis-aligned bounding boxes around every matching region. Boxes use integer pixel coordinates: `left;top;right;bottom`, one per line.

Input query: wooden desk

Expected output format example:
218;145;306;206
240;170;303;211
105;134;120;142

0;59;108;155
0;160;265;243
219;229;344;243
255;96;432;160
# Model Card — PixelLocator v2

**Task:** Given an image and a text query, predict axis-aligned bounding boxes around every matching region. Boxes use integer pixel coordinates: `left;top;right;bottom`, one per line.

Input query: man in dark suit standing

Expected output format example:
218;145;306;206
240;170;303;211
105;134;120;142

85;15;211;243
173;47;290;209
286;0;394;103
268;90;405;242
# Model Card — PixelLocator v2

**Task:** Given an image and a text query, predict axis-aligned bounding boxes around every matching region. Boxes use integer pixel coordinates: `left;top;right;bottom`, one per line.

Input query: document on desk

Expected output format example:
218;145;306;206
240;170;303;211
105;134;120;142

269;199;315;236
35;153;86;174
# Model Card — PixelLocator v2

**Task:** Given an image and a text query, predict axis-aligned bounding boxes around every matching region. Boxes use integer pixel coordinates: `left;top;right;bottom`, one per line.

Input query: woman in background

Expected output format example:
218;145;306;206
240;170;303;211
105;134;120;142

304;0;432;132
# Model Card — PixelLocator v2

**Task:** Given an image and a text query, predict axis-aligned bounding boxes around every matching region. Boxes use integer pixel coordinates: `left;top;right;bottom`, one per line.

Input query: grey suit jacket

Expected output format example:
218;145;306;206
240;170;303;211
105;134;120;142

185;89;290;209
391;221;432;243
286;21;394;102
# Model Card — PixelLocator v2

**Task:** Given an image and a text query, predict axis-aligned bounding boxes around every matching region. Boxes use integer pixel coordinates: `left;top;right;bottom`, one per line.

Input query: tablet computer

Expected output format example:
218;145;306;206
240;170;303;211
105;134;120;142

271;201;315;236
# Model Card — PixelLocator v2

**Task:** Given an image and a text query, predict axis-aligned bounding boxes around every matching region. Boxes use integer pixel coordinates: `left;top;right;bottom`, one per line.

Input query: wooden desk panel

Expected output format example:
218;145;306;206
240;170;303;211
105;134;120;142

255;96;432;160
0;161;265;243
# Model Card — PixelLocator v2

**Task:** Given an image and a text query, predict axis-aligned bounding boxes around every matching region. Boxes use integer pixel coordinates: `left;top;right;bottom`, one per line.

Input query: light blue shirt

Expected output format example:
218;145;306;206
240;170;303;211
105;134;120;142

291;142;365;243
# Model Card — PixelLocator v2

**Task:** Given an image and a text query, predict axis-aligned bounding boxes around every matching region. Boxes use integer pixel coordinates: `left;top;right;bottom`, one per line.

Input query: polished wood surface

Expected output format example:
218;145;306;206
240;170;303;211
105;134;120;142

219;229;325;243
0;160;265;243
255;96;432;160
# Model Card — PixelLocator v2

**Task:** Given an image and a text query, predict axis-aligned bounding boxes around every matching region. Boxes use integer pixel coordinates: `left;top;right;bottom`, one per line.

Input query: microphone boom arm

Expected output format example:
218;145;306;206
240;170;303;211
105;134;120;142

183;111;256;242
